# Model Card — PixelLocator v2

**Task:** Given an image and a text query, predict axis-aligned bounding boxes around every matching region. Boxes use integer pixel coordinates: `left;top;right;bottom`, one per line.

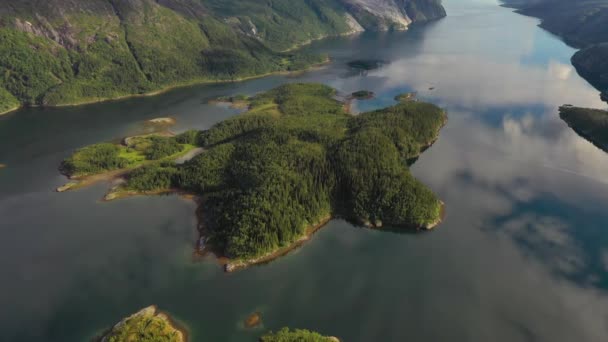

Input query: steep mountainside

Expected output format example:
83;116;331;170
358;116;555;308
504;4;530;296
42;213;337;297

501;0;608;101
0;0;445;113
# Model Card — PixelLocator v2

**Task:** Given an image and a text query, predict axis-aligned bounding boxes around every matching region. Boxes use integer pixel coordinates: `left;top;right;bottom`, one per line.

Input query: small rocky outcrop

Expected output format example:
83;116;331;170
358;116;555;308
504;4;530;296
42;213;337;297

98;306;186;342
244;312;263;329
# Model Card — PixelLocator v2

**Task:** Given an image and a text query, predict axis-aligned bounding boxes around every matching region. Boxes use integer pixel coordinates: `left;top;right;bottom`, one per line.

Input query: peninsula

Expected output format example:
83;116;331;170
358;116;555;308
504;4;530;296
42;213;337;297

559;105;608;152
60;83;447;271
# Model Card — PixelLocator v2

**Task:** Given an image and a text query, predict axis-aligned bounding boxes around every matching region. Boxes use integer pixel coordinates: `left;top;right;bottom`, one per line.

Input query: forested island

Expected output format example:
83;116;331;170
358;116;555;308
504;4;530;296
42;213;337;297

60;83;446;270
0;0;445;114
350;90;375;100
559;105;608;152
96;306;186;342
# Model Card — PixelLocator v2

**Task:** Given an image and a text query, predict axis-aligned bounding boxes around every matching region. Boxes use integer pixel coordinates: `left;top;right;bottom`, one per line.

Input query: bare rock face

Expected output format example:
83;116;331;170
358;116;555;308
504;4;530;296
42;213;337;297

343;0;412;29
341;0;445;30
4;0;116;49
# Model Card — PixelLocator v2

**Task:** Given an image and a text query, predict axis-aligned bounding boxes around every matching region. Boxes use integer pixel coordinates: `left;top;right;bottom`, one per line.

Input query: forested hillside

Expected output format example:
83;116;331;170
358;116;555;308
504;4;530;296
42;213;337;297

0;0;445;113
502;0;608;100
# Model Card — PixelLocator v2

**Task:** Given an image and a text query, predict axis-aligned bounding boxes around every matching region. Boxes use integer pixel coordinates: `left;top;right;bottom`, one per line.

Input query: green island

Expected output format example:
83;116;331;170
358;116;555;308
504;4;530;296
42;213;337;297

60;83;446;271
350;90;375;100
559;105;608;152
96;306;186;342
260;328;340;342
395;92;418;102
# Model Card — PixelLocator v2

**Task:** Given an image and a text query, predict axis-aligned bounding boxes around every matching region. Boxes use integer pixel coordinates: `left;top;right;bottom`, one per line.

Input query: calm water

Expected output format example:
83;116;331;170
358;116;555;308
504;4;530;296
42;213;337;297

2;0;608;341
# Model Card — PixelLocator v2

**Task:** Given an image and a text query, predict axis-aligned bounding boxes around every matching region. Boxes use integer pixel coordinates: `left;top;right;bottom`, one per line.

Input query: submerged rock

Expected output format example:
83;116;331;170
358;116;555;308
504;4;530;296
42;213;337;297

148;117;177;126
56;182;79;192
244;312;263;328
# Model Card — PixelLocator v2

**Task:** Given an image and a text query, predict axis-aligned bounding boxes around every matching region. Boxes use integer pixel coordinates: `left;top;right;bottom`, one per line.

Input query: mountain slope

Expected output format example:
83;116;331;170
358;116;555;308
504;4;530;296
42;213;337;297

0;0;446;112
501;0;608;100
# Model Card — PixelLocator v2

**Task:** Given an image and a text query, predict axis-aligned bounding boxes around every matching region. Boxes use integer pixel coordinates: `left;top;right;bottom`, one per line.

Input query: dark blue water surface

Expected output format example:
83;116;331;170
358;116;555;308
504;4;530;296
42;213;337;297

1;1;608;341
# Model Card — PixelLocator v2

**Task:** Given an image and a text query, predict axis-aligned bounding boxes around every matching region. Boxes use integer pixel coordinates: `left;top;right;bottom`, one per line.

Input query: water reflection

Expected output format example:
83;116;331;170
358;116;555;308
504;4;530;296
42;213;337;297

1;0;608;341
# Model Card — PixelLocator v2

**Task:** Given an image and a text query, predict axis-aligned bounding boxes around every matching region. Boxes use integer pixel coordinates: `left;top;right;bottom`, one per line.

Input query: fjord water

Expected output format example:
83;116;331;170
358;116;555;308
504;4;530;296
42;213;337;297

2;0;608;340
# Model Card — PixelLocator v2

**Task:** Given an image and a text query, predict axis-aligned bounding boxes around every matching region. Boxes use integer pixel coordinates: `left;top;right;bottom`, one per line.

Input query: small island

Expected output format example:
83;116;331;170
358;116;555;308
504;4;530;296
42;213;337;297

97;306;186;342
350;90;375;100
395;92;417;102
260;328;339;342
60;83;446;271
244;312;263;329
559;105;608;152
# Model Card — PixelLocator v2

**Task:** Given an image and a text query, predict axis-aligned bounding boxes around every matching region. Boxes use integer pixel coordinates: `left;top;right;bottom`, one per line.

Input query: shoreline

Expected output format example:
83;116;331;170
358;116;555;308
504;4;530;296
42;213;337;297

0;105;20;116
56;135;196;194
425;201;446;230
96;305;189;342
11;59;331;113
155;306;190;342
500;1;608;102
56;92;449;273
222;215;333;273
102;184;446;272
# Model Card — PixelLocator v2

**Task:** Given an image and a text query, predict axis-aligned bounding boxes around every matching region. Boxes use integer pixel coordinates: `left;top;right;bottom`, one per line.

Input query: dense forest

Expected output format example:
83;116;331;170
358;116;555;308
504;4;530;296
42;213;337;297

64;83;446;260
559;105;608;152
0;0;445;113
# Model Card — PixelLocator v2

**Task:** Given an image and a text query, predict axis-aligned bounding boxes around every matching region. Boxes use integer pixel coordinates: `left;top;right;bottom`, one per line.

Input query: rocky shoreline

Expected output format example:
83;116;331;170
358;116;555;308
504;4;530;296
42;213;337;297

11;60;331;114
97;306;187;342
0;105;20;116
222;215;333;273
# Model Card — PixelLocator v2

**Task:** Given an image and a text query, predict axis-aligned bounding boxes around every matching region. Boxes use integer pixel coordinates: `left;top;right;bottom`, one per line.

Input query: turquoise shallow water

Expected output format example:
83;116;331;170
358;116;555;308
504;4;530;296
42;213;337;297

1;0;608;341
